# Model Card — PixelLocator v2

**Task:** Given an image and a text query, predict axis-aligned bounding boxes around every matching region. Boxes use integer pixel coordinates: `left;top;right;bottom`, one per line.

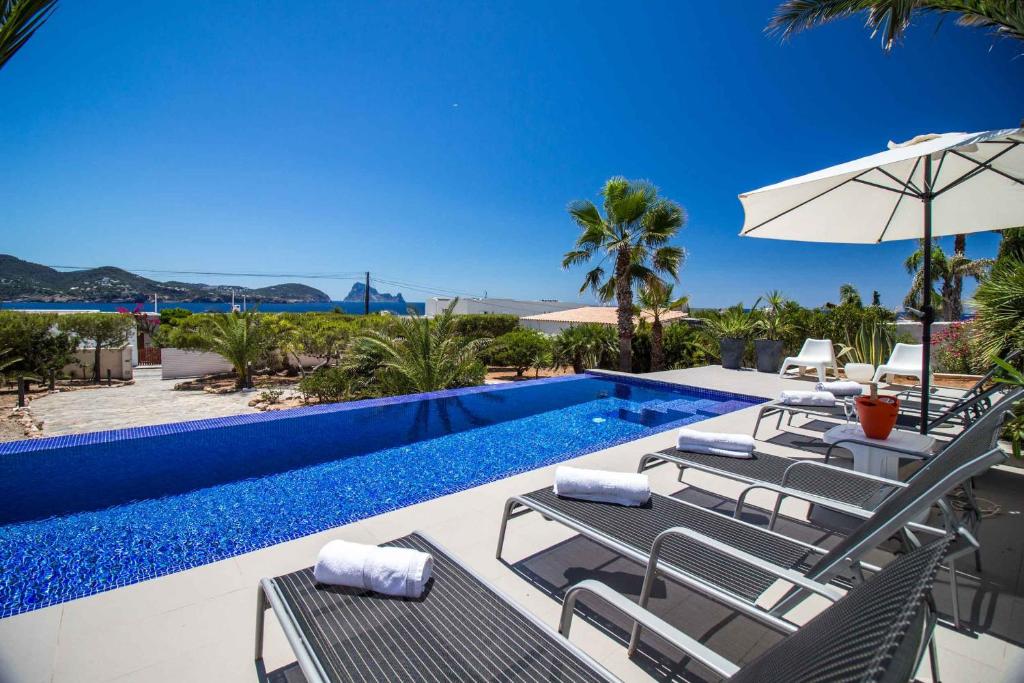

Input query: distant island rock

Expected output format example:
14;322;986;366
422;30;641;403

0;254;332;304
343;282;405;303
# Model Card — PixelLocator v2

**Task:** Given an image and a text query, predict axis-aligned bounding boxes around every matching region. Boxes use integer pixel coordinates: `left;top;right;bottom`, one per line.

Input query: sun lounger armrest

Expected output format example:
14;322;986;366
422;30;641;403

826;439;930;462
651;527;845;603
781;459;910;488
559;579;741;678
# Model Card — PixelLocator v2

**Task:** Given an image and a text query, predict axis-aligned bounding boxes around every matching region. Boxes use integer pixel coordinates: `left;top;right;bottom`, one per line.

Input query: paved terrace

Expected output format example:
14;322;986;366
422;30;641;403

1;366;1022;682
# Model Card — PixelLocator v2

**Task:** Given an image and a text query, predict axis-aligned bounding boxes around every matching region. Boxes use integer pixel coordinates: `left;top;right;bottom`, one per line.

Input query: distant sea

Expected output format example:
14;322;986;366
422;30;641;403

0;301;426;315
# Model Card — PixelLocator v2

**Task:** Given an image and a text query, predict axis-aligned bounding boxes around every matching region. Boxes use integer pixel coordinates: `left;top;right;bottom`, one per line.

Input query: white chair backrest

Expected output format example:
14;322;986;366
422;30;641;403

888;343;923;369
799;338;835;363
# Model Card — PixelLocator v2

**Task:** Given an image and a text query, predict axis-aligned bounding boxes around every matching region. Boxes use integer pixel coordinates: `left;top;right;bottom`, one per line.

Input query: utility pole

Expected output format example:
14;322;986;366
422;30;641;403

364;271;370;315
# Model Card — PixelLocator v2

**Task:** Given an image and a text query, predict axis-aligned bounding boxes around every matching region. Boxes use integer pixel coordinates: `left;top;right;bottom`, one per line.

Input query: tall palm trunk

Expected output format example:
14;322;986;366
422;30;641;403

651;318;665;371
948;234;967;321
614;246;633;371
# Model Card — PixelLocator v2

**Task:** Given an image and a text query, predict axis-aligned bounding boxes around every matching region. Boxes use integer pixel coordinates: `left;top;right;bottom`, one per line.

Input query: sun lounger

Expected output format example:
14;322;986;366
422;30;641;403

255;532;619;683
778;339;838;383
561;535;952;680
257;531;951;683
657;387;1018;515
873;343;926;384
498;407;1012;629
895;348;1020;418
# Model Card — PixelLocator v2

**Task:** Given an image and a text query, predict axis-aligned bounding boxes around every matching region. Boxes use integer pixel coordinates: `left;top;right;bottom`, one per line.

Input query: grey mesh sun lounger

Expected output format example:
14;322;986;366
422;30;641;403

255;532;952;683
640;387;1021;532
561;535;952;682
255;532;619;682
498;405;1015;630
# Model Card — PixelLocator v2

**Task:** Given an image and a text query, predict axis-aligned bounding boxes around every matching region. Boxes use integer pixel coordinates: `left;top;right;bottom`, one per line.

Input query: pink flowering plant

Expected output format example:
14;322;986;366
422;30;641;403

932;322;978;375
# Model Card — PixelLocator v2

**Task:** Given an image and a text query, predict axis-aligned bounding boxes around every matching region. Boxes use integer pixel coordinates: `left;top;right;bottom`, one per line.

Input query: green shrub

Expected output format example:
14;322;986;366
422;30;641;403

663;323;711;369
452;314;519;340
490;329;551;377
0;311;77;381
552;324;617;373
298;367;372;403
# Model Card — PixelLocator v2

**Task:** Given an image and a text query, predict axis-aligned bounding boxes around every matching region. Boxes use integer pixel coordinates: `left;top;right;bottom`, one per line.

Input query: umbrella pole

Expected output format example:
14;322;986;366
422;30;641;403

920;155;934;435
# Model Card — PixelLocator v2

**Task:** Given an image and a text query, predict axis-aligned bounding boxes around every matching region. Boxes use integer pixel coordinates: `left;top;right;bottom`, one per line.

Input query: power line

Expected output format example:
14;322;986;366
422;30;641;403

43;264;367;280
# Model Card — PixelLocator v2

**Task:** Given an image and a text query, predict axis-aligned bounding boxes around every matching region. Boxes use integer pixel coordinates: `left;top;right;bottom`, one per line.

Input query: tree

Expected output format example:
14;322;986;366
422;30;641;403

563;177;686;372
280;314;353;376
904;240;991;320
58;313;134;382
552;324;617;373
189;310;275;389
971;256;1024;360
768;0;1024;51
1;0;58;71
637;280;689;372
871;290;882;306
0;311;76;381
347;299;489;394
839;283;863;308
997;227;1024;262
491;329;551;378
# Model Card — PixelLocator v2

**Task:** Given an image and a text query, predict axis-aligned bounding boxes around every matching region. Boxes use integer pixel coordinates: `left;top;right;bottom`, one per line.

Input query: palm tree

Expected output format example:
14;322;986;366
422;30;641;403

194;310;274;389
971;256;1024;361
904;240;991;320
563;177;686;372
768;1;1024;51
838;283;863;307
637;280;689;372
1;0;58;70
347;299;490;394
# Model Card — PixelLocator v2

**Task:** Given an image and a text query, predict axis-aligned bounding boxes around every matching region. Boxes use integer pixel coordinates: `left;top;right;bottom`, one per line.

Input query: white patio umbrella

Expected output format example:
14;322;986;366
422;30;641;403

739;127;1024;432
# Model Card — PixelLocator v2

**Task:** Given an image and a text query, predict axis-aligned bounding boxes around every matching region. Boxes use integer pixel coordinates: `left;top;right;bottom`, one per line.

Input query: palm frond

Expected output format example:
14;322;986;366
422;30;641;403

0;0;58;70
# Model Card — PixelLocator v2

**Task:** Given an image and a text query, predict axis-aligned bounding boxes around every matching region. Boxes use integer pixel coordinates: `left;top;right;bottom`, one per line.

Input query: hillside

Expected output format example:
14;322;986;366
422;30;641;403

0;255;331;303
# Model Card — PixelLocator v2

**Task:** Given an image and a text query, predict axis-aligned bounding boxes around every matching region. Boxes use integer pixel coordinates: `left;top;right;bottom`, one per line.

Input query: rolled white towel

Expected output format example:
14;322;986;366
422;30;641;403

815;380;863;397
314;540;433;598
780;390;836;407
676;428;755;459
554;466;650;506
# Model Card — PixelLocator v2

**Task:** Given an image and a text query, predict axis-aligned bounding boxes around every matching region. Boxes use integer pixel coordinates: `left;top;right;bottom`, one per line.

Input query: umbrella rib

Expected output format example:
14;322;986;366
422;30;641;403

875;166;922;195
935;144;1023;197
877;156;921;243
851;178;919;198
742;173;866;235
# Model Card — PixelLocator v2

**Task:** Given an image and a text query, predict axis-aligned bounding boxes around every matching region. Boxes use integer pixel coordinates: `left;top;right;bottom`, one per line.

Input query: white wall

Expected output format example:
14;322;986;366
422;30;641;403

426;297;581;318
895;321;956;342
161;349;235;380
64;346;134;380
160;349;325;380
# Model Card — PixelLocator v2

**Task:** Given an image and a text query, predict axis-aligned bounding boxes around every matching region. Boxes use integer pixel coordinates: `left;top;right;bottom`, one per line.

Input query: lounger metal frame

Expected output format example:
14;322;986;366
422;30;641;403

497;431;1006;636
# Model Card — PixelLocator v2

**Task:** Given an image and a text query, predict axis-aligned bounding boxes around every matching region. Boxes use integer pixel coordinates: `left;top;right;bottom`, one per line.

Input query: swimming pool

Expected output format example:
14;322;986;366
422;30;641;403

0;372;763;616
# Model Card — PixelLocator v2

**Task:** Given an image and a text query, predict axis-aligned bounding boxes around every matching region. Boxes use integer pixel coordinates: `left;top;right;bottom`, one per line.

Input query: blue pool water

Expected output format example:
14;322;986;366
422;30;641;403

0;374;761;617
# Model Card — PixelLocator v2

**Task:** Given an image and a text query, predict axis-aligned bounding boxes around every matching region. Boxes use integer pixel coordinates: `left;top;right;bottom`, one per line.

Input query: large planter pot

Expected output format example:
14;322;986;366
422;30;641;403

855;395;900;439
754;339;785;373
719;338;746;370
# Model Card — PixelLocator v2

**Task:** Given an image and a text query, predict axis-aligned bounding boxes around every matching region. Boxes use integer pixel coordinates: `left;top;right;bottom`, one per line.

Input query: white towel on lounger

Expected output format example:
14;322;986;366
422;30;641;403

815;380;863;397
780;390;836;407
554;466;650;506
676;428;755;459
314;540;433;598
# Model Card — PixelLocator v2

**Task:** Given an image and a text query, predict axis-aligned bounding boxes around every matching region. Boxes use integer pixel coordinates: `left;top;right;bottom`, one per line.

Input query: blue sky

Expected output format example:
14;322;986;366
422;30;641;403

1;1;1021;307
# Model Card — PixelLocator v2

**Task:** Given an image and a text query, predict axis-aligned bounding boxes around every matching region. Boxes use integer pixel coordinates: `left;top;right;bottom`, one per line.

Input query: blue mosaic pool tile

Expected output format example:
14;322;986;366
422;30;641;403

0;373;763;617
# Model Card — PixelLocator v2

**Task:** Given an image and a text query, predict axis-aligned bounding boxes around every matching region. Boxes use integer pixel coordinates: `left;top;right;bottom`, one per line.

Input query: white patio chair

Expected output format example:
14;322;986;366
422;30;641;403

778;338;837;383
873;343;927;384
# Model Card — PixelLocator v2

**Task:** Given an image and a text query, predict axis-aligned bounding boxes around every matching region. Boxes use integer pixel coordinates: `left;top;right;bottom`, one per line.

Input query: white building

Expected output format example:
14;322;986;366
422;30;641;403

425;297;581;318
